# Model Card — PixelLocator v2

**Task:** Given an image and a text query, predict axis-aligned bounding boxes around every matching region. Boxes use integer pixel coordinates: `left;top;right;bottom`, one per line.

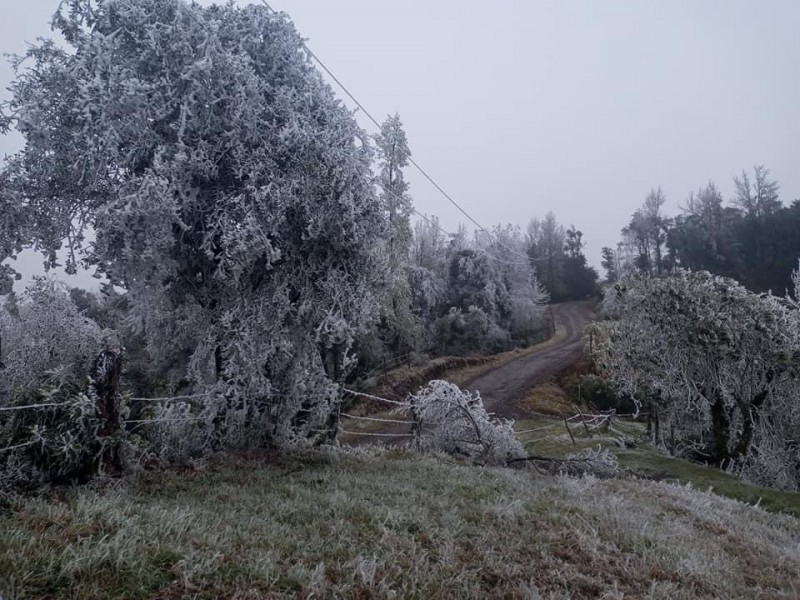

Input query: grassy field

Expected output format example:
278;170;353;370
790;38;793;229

3;337;798;599
1;446;799;599
515;416;800;518
512;370;800;519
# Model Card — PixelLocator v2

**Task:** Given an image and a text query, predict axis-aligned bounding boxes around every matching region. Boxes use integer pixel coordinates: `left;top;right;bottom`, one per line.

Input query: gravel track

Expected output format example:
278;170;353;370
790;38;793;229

464;301;595;418
343;301;595;445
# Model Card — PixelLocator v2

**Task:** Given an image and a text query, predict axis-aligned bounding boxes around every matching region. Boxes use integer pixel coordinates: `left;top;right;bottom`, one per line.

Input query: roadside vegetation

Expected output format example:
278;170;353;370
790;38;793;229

514;414;800;518
0;0;590;490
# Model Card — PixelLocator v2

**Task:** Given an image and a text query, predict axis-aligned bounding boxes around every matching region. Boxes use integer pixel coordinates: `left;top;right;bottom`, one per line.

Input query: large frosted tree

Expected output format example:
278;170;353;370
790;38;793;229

0;0;387;447
596;271;800;489
526;212;564;299
372;114;419;355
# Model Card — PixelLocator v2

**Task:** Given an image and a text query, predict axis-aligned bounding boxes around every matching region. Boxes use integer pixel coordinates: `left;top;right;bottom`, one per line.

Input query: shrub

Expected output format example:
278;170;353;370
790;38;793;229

0;278;122;488
1;278;105;395
0;374;110;488
410;380;525;465
595;271;800;490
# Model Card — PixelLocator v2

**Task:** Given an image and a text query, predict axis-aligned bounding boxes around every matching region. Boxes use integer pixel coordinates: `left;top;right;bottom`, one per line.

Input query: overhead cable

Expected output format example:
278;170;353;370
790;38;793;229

261;0;531;261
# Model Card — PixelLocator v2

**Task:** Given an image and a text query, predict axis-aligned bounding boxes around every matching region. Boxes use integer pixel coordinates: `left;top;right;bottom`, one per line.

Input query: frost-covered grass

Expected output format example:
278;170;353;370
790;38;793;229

517;417;800;518
1;448;799;599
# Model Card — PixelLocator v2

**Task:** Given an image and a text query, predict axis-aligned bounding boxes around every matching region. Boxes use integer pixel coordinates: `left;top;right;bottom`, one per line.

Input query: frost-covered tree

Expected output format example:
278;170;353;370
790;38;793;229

427;223;547;355
616;170;799;294
411;379;525;465
0;277;117;487
375;114;413;266
561;225;599;299
526;212;565;298
0;277;105;396
596;271;800;489
446;249;496;316
408;215;448;324
369;114;419;358
600;246;618;284
621;188;671;278
733;165;781;218
0;0;387;447
477;224;547;341
668;182;739;279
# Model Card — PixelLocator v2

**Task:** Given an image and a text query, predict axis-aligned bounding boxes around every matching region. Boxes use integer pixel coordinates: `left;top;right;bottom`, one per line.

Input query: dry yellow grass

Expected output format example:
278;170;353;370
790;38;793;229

515;381;575;416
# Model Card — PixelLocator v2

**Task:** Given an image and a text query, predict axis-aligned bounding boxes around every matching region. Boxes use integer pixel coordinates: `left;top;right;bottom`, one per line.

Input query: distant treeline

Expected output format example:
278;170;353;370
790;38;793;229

603;165;800;293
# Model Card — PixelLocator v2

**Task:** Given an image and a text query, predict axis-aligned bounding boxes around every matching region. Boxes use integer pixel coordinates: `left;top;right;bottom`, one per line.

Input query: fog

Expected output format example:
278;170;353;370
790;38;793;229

2;0;799;288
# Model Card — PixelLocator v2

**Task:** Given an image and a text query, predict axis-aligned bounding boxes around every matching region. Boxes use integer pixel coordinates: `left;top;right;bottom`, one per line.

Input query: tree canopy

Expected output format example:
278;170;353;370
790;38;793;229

0;0;388;446
597;271;800;489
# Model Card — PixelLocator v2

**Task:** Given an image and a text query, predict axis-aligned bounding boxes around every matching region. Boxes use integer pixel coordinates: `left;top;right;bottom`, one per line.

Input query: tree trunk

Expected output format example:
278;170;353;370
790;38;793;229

708;396;731;464
732;389;768;459
90;347;125;474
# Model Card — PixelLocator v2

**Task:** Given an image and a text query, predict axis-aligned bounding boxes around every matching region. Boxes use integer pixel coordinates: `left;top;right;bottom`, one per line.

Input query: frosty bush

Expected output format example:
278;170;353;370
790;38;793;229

139;400;210;466
0;375;105;489
1;0;387;448
1;277;104;395
595;270;800;490
0;279;120;487
433;306;510;355
410;380;525;465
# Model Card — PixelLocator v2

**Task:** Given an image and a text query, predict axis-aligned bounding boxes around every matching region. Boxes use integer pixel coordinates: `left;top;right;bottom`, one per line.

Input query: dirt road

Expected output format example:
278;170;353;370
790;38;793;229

464;301;595;418
342;301;594;445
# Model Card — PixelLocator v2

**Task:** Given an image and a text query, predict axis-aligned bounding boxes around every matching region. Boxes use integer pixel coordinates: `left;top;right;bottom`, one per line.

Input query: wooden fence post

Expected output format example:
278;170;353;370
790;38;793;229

91;347;124;473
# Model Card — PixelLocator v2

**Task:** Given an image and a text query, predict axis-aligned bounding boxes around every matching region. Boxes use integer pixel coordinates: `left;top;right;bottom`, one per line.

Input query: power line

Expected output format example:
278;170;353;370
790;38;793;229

261;0;531;262
410;206;533;267
377;174;538;268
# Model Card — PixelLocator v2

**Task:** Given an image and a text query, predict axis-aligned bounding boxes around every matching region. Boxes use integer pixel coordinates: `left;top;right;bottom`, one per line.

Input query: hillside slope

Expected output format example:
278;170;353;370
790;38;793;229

1;449;798;599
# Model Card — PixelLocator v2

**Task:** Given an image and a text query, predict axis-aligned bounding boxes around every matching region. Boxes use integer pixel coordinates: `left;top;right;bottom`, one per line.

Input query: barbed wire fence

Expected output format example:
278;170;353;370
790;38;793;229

1;367;645;470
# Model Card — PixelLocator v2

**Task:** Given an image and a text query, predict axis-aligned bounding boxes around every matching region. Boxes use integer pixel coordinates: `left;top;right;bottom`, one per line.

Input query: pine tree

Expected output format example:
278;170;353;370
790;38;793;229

375;114;413;267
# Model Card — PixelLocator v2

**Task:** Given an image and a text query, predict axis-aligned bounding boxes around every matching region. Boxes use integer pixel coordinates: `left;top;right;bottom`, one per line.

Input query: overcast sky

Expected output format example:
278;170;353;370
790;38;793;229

2;0;799;289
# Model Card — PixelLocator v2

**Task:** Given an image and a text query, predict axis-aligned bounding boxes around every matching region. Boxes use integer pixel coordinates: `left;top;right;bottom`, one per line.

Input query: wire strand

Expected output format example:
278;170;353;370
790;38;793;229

0;403;65;412
339;429;414;438
128;395;207;403
341;388;411;408
340;413;414;425
261;0;531;262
